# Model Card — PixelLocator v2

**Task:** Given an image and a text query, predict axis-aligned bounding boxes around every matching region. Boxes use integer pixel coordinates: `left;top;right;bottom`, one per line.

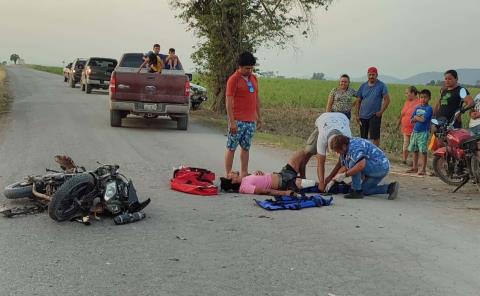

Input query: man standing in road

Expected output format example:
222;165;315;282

355;67;390;147
225;52;262;178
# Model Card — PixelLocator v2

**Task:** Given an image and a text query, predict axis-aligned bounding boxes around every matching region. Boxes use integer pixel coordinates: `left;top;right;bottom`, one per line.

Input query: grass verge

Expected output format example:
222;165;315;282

29;65;63;75
0;66;8;114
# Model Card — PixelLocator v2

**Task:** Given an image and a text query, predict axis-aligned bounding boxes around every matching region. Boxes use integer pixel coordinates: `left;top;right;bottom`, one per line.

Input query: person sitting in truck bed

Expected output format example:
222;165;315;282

165;48;182;70
137;52;164;74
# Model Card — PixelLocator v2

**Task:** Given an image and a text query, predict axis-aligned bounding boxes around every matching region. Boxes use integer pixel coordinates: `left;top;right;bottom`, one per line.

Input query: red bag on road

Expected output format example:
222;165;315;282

170;167;218;196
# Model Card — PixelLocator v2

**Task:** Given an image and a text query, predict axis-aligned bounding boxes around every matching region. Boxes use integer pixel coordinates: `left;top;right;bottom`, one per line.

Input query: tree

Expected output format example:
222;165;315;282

312;72;325;80
10;54;20;64
170;0;333;113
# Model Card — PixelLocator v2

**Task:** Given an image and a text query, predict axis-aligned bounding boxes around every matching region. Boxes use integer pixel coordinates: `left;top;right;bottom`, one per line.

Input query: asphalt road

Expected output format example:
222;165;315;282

1;66;479;296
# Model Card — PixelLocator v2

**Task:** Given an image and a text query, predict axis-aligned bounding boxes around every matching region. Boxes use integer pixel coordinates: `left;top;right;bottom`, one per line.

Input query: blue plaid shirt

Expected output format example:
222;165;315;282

341;138;390;175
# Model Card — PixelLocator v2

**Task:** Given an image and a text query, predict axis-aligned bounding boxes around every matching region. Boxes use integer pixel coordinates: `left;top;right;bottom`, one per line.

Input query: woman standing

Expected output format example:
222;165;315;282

326;74;357;119
397;86;420;164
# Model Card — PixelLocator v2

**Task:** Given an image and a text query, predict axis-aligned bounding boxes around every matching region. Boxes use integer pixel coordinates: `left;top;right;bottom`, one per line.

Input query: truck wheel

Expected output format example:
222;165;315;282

85;84;92;94
110;110;122;127
69;77;75;88
81;82;85;91
177;116;188;130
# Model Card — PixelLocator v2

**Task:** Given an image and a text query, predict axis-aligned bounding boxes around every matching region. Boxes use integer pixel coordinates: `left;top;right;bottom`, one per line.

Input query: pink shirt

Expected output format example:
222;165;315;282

239;174;273;194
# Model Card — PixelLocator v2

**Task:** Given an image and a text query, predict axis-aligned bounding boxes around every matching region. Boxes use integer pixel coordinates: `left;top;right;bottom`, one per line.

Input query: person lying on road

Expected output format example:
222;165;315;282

220;151;317;196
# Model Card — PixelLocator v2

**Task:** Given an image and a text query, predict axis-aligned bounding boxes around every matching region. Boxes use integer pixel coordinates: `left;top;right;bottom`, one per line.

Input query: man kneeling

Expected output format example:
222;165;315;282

220;151;316;196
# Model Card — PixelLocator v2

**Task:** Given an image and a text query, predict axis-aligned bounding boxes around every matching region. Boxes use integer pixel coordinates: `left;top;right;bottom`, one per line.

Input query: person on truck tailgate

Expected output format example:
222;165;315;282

225;51;262;178
137;52;163;73
165;48;181;70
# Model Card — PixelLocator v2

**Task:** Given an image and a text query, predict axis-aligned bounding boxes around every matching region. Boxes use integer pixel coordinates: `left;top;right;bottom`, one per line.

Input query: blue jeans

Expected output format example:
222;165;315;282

351;166;389;196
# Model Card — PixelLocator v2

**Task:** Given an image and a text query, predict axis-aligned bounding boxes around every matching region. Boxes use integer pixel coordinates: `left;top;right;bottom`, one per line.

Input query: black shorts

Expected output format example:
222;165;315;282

278;164;298;190
360;116;382;140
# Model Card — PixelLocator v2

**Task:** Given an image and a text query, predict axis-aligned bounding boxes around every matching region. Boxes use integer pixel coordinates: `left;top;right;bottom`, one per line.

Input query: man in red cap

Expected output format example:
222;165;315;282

354;67;390;146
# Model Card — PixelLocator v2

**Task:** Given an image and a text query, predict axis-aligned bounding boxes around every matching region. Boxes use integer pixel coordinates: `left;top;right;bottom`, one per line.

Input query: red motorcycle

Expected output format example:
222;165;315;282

431;106;480;192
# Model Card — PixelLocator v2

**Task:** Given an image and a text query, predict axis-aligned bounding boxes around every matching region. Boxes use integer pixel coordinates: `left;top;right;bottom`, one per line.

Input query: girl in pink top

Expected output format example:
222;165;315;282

220;151;317;196
397;86;420;164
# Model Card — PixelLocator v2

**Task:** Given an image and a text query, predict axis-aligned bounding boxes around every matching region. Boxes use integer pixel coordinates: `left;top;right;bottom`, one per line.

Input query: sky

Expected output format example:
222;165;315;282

1;0;479;79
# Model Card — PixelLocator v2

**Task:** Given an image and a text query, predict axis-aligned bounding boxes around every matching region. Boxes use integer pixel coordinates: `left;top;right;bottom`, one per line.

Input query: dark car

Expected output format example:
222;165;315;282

63;62;72;82
80;57;118;94
68;58;86;88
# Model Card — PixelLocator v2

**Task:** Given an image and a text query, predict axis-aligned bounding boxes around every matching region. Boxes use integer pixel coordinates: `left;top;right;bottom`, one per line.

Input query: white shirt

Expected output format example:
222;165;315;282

315;112;352;155
469;94;480;128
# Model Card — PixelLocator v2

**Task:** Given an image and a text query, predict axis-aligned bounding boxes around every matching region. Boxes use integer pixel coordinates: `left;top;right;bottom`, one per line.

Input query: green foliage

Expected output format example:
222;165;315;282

29;65;63;75
170;0;332;113
9;54;20;64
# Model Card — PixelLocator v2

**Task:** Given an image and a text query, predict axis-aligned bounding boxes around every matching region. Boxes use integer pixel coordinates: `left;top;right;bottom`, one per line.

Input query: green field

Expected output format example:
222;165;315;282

257;78;480;153
29;65;63;75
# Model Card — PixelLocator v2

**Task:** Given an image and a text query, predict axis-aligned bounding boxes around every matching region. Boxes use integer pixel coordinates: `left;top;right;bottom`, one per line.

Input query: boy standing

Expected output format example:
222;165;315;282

225;52;262;177
407;89;433;175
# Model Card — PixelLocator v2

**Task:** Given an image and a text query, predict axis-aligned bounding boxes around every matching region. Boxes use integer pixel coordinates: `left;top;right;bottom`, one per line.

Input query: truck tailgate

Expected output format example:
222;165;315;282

113;70;188;104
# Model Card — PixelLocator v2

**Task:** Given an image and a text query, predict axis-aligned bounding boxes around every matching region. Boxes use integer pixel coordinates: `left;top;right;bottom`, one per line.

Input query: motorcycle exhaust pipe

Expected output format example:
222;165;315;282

32;183;52;202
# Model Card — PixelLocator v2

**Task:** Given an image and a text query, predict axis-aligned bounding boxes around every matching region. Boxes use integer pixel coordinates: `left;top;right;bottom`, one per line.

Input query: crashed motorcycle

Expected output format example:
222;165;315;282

1;156;85;217
48;162;150;224
431;105;480;192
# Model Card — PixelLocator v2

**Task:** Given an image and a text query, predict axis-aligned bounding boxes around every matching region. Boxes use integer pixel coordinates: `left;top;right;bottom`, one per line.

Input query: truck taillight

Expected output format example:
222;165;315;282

185;81;190;97
86;66;91;75
109;72;116;96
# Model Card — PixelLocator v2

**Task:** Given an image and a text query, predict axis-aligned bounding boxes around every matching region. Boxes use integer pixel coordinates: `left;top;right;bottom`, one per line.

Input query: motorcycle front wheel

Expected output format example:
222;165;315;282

48;173;95;222
432;156;468;186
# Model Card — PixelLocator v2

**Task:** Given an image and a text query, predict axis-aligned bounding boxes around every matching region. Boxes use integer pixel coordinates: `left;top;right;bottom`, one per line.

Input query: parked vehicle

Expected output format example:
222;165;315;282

109;53;190;130
189;82;207;110
63;63;72;82
48;162;150;224
431;105;480;192
68;58;86;88
1;156;85;217
80;57;117;94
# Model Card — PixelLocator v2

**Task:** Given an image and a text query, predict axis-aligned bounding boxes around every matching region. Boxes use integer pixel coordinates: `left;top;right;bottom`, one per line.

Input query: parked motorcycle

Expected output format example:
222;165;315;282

190;82;208;110
431;104;480;192
1;156;84;217
48;162;150;224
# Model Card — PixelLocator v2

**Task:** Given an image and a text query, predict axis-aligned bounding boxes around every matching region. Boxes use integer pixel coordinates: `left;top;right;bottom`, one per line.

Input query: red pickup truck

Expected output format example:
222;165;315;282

109;53;190;130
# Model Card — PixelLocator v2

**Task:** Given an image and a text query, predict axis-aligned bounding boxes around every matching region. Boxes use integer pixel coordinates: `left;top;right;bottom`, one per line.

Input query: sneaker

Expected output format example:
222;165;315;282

387;182;399;200
344;191;364;199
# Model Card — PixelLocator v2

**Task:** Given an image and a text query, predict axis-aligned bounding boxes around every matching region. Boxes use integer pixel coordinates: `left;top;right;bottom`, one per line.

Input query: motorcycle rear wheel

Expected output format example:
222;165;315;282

432;156;468;186
48;173;95;222
4;182;34;199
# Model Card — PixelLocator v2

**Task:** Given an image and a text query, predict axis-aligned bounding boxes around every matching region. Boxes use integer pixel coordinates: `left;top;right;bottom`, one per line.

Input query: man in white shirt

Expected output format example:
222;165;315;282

302;112;352;192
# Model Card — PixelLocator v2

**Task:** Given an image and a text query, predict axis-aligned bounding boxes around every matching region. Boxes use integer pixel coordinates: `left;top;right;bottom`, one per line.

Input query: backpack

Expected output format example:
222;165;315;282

170;167;218;196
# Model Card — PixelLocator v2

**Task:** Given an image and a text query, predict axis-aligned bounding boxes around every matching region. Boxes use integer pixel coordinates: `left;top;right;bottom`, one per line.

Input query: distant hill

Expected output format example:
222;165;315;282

353;68;480;86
